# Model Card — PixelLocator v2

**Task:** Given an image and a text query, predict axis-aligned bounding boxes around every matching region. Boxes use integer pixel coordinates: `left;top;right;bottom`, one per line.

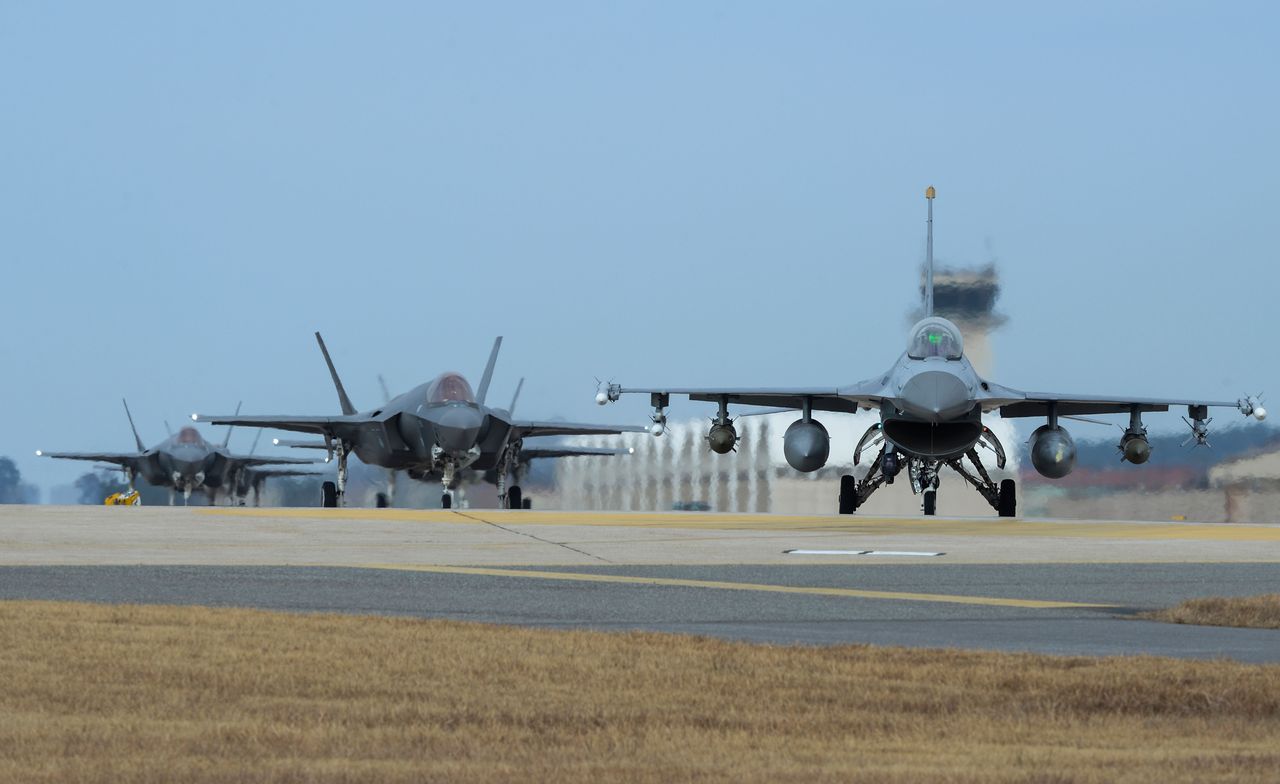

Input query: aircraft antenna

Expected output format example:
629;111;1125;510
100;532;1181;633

924;185;936;318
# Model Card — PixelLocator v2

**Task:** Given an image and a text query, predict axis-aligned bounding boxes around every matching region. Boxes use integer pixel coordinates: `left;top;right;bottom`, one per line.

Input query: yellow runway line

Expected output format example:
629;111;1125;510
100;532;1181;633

198;508;1280;542
355;563;1116;610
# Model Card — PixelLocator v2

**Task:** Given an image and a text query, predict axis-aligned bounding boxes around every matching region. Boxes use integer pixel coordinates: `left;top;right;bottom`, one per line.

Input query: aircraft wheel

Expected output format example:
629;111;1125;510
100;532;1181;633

922;490;937;516
375;493;389;508
442;493;452;510
320;482;338;508
507;486;523;510
838;474;857;515
997;479;1017;518
521;498;532;510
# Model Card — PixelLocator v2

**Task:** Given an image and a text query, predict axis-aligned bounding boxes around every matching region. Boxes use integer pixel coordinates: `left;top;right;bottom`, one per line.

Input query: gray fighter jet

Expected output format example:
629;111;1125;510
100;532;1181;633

595;186;1268;516
195;334;647;508
273;376;634;508
37;400;317;505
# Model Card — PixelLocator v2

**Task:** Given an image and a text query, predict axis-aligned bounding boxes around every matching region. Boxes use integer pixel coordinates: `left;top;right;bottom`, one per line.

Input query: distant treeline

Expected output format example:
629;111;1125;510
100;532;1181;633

0;457;40;504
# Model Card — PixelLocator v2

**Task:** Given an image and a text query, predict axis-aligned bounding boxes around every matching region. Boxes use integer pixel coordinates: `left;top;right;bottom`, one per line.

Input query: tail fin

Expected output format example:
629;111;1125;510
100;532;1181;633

221;402;242;448
508;377;525;415
476;336;503;405
122;398;146;452
377;374;392;405
248;428;263;456
315;332;357;415
924;185;936;318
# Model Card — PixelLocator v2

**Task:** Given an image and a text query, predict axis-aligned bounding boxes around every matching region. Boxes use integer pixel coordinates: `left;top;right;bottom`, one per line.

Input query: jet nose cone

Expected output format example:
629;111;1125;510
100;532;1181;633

433;406;485;453
900;370;972;421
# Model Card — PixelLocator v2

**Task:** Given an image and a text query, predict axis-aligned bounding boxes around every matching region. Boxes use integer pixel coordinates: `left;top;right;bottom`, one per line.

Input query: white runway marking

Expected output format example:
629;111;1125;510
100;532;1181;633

784;549;946;557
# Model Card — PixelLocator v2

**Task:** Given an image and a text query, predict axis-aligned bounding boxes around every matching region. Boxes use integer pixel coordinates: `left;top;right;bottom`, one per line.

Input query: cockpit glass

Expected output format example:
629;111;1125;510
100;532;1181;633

175;427;204;445
426;373;476;404
908;319;963;360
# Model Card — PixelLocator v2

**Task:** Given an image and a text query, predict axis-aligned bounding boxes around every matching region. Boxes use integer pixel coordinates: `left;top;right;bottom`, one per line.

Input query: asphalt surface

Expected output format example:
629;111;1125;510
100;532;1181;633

3;562;1278;662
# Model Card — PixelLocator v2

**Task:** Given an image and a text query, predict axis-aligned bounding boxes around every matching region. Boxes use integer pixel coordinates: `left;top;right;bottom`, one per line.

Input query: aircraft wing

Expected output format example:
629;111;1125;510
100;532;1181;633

598;383;883;414
520;445;633;460
996;391;1248;418
227;454;322;467
192;414;357;435
36;451;145;468
510;420;651;439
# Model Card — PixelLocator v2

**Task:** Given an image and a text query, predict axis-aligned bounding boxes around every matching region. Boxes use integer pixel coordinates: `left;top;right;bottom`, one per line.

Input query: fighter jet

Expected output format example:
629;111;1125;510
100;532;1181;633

595;186;1268;517
37;400;318;505
194;334;647;508
273;376;634;508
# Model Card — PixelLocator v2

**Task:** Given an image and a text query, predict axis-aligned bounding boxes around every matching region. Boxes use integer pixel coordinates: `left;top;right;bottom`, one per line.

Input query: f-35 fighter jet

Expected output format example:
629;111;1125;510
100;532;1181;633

195;334;646;508
595;187;1267;517
274;377;633;509
37;400;317;505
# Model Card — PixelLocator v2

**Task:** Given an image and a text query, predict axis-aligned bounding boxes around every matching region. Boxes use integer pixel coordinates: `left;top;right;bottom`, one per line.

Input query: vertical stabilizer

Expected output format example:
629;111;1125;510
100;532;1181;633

924;185;936;318
476;336;503;405
221;402;242;448
508;377;525;415
122;398;146;452
315;332;358;415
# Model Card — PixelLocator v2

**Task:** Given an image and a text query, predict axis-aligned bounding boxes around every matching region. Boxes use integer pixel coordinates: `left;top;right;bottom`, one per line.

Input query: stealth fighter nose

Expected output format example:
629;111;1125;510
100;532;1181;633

432;406;485;453
900;369;972;421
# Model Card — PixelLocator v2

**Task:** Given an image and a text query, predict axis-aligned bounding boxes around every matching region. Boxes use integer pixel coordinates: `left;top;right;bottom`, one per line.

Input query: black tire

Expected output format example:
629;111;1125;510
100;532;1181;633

375;493;389;508
997;479;1017;518
838;474;856;515
442;493;452;510
507;486;523;510
922;490;937;516
521;498;532;510
320;481;338;508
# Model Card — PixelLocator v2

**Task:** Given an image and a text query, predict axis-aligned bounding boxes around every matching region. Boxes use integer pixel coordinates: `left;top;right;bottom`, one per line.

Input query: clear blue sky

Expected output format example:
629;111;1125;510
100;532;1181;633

2;2;1276;495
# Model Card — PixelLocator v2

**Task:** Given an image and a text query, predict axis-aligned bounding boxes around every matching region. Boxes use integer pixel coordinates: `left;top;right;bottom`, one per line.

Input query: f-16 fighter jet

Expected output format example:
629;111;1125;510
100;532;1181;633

195;334;647;508
37;400;318;505
595;186;1267;517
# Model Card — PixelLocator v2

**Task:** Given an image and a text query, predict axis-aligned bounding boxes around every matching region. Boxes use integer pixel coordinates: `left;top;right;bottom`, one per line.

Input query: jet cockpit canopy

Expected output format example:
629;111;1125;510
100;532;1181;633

174;427;205;445
426;372;476;404
907;317;964;360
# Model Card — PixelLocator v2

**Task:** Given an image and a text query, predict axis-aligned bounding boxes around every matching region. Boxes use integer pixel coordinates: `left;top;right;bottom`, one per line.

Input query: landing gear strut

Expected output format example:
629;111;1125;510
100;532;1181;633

841;424;1015;517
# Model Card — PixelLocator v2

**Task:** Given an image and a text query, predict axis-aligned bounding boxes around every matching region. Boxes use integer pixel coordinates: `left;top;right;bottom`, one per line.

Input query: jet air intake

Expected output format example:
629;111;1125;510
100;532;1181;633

784;419;830;473
1029;425;1077;478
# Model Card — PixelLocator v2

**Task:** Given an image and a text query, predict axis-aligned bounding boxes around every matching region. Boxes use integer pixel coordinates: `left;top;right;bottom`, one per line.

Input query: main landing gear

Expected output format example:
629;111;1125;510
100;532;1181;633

839;425;1017;518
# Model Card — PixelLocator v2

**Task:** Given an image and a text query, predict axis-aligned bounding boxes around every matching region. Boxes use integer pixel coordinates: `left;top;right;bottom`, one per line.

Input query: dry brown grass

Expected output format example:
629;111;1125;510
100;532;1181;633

1140;594;1280;630
2;601;1279;783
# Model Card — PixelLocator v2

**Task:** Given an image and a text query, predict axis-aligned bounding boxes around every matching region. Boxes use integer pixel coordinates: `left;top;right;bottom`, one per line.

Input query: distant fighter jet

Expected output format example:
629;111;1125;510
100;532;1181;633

595;186;1267;516
37;400;318;505
195;334;647;508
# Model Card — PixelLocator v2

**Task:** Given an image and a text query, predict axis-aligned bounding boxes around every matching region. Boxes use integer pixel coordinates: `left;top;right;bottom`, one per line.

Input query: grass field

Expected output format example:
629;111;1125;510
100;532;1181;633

2;601;1279;783
1140;594;1280;630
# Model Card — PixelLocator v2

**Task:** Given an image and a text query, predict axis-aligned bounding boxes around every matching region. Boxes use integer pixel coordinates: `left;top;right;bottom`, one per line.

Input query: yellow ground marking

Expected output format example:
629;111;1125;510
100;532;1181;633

198;508;1280;542
355;563;1115;609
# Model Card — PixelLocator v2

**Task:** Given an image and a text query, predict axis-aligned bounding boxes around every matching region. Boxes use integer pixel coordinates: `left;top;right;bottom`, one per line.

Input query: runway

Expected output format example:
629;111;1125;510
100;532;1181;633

2;505;1278;661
